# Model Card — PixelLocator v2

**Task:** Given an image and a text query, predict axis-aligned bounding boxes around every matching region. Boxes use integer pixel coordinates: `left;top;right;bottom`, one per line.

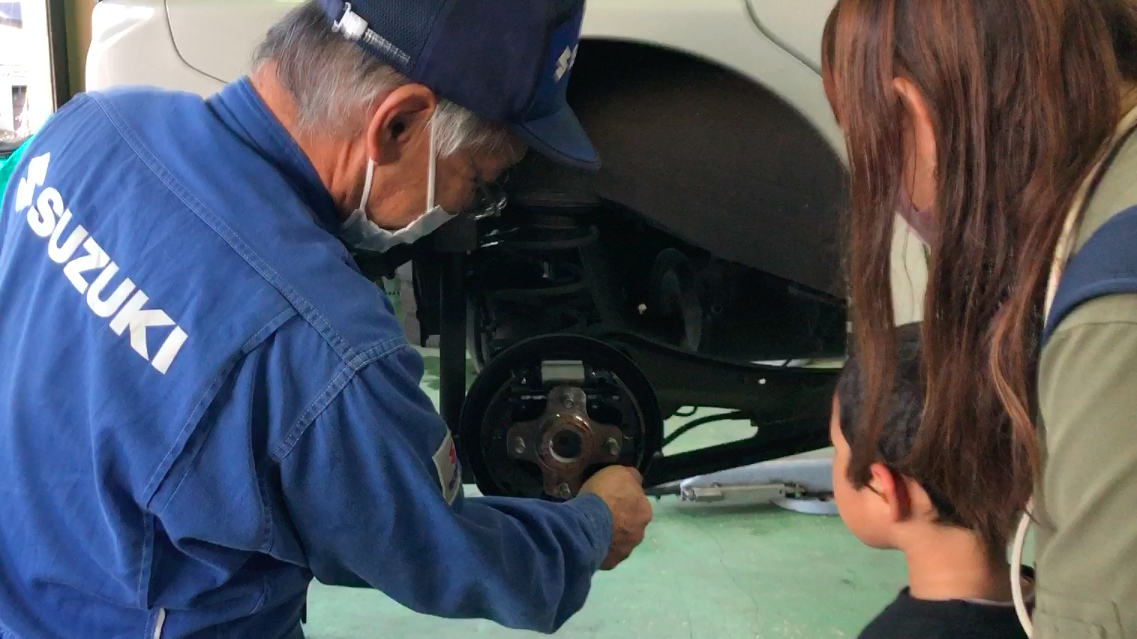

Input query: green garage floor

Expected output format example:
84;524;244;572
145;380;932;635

301;350;908;638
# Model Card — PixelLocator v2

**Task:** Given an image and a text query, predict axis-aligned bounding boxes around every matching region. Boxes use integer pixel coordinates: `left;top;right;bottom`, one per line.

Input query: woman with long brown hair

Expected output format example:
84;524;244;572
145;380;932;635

821;0;1137;636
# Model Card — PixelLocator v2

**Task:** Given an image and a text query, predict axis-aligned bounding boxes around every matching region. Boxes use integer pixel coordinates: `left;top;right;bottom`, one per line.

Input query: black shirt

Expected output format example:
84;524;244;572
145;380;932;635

858;589;1028;639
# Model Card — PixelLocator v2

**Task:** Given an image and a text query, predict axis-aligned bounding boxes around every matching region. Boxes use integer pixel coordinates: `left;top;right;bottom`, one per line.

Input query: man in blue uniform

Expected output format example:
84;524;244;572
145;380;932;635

0;1;653;638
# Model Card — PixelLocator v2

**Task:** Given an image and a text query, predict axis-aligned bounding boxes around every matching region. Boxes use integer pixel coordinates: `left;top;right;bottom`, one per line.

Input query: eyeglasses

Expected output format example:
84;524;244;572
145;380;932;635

467;181;508;221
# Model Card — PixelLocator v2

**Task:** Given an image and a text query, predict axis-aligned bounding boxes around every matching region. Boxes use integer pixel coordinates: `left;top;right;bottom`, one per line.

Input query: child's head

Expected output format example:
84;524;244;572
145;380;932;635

831;323;1002;553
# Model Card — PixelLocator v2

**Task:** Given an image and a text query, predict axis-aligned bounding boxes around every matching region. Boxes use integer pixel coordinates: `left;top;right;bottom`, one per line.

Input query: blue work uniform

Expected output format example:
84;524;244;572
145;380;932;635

0;79;613;639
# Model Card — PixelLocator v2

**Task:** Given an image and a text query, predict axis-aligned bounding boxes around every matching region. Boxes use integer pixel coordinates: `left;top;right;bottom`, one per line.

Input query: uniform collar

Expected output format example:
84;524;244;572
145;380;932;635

208;77;342;231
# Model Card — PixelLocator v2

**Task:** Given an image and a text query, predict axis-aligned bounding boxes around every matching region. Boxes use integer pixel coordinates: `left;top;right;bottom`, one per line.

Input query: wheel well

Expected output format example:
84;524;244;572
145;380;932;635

507;39;847;298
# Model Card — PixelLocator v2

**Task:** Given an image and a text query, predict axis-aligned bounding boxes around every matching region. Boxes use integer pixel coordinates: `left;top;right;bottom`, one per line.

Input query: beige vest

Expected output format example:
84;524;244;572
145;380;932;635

1014;96;1137;637
1045;100;1137;317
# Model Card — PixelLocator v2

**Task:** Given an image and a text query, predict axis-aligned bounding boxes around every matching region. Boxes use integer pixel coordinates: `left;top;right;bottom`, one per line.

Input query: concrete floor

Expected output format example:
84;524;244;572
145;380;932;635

301;346;909;638
304;503;906;639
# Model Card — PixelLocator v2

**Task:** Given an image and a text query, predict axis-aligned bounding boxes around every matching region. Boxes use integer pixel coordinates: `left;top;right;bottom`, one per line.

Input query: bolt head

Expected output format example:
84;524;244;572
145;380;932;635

606;437;621;456
512;438;526;455
556;483;573;499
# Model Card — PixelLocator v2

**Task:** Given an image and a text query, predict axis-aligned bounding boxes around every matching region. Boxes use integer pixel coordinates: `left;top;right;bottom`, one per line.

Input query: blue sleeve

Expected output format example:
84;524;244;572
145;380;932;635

278;344;613;634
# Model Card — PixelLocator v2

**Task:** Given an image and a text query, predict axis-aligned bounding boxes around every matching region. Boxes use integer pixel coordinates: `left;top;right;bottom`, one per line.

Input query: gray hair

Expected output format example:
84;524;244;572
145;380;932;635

253;2;516;157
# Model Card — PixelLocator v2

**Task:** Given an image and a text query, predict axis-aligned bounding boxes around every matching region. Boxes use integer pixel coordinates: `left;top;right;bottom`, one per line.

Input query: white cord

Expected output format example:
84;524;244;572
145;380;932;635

426;114;437;211
151;608;167;639
1011;498;1034;638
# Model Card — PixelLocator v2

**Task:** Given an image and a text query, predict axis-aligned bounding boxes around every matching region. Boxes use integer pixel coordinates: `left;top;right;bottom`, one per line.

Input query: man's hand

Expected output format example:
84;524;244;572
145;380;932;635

580;466;653;570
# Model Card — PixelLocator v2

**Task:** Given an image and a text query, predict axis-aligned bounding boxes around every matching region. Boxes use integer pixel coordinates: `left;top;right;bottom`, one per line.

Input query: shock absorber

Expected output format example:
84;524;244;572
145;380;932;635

470;205;601;361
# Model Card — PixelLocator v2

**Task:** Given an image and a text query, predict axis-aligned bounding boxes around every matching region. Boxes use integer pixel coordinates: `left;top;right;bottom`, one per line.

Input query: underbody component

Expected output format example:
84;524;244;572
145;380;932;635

505;385;624;497
427;199;843;494
648;248;702;352
673;457;837;515
585;330;839;487
457;334;662;500
644;457;838;516
406;48;848;495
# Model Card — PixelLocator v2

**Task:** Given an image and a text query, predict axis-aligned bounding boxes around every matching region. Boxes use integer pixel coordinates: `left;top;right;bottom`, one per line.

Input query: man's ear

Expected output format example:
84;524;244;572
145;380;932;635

365;84;437;166
866;462;912;522
890;76;937;208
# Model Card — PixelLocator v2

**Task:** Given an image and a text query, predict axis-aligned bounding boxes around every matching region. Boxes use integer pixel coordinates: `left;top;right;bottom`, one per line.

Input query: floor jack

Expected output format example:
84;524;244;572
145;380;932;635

647;456;838;516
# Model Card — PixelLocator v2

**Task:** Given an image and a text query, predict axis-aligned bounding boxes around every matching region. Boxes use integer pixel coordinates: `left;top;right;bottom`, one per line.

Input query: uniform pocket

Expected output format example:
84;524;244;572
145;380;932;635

1035;591;1125;639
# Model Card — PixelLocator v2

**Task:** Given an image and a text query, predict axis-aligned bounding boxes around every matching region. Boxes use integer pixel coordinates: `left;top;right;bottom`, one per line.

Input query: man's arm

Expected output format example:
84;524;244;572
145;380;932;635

1034;295;1137;638
277;344;614;634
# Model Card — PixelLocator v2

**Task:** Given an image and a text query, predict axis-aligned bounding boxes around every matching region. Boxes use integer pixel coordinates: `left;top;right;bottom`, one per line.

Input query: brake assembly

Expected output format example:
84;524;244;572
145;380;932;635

457;335;662;500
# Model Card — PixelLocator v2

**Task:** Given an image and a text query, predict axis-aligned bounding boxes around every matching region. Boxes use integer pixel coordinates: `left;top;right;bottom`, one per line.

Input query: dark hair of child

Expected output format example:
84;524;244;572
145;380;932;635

835;322;1008;551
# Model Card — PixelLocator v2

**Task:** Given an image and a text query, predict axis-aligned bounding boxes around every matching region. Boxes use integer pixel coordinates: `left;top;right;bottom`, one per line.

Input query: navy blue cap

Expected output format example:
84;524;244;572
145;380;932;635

316;0;599;170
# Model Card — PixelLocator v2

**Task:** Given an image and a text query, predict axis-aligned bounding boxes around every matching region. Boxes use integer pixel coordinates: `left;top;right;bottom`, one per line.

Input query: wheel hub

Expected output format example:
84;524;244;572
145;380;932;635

506;386;625;497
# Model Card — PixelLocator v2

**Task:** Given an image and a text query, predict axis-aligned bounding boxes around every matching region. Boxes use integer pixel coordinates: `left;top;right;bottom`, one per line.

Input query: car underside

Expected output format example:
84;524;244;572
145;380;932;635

353;41;850;500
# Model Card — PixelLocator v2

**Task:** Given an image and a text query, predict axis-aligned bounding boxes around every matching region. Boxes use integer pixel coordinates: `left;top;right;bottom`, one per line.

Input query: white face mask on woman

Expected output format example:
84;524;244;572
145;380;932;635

896;187;935;246
340;116;458;253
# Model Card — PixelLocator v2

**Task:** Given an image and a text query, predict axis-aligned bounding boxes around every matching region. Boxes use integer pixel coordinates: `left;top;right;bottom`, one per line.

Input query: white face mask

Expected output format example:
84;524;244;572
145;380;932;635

340;116;459;253
896;186;935;247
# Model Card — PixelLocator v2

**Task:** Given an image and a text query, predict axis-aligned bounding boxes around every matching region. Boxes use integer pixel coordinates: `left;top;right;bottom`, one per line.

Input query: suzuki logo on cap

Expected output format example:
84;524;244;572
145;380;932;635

555;44;579;82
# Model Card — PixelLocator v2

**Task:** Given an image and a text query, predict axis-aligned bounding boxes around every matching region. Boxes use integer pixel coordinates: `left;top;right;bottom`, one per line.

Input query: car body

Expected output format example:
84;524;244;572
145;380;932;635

85;0;928;497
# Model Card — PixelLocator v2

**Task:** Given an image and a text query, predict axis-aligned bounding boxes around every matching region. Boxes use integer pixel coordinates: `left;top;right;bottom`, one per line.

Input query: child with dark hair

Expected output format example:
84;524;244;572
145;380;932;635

832;323;1030;639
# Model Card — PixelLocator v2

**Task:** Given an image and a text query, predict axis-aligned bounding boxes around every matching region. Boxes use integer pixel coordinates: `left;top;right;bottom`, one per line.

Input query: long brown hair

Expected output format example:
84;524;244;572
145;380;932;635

822;0;1137;544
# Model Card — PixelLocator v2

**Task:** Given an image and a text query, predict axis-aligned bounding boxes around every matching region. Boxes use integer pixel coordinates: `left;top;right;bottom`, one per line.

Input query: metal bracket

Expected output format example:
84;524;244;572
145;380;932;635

680;483;792;504
671;457;838;515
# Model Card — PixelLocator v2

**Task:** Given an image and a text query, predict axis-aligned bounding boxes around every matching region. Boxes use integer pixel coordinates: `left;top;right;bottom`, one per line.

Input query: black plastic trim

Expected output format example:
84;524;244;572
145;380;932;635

0;139;24;160
45;0;72;108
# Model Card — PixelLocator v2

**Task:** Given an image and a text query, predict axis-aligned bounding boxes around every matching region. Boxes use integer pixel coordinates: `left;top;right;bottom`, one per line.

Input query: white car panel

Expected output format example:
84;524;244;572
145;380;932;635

86;0;221;96
744;0;837;71
165;0;302;84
